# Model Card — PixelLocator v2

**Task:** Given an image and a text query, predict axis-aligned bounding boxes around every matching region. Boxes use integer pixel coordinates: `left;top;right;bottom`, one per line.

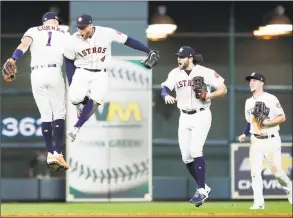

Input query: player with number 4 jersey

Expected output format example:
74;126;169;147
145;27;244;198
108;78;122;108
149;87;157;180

2;12;70;171
64;13;160;143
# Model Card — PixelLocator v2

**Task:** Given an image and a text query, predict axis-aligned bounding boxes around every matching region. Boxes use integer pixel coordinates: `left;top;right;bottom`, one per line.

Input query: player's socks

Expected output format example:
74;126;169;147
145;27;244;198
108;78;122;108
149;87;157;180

41;122;53;153
74;99;94;128
186;162;198;184
52;119;65;153
194;156;206;189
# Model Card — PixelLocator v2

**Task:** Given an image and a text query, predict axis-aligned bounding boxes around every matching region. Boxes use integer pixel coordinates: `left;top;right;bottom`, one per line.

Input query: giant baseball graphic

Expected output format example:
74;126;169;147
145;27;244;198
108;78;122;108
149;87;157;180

66;57;152;201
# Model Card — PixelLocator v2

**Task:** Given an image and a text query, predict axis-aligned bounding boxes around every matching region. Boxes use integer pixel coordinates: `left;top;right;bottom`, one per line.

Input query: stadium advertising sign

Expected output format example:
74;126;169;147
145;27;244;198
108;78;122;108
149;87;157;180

231;143;292;199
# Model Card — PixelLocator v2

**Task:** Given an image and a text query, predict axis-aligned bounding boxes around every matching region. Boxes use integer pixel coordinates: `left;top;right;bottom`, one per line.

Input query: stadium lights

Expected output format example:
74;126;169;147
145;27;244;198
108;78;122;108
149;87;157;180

253;6;292;40
146;5;177;41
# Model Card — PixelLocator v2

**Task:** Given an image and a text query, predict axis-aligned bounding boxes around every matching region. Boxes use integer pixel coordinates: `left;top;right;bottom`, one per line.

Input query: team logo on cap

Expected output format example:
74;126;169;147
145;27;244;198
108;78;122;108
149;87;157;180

78;17;83;22
179;48;184;52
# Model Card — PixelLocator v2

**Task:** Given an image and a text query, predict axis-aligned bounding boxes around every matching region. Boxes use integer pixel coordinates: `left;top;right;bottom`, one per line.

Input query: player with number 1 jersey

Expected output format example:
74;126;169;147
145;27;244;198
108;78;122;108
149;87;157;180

3;12;71;171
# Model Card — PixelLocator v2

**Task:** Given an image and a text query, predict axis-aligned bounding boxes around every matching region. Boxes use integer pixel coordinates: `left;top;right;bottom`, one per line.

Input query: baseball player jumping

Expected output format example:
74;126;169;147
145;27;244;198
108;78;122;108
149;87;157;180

2;12;70;171
64;13;159;142
238;72;292;209
160;46;227;207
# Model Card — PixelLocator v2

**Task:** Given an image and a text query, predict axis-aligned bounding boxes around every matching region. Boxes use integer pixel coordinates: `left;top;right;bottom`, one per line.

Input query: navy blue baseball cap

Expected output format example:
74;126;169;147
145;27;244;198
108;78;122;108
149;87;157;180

42;12;61;23
245;72;266;83
174;46;196;58
75;14;92;29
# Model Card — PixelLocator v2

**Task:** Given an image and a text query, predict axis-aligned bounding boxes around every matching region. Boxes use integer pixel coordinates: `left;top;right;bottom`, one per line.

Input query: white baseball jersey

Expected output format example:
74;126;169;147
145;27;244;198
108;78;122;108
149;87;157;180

245;92;284;134
22;24;70;67
64;26;128;70
162;64;225;110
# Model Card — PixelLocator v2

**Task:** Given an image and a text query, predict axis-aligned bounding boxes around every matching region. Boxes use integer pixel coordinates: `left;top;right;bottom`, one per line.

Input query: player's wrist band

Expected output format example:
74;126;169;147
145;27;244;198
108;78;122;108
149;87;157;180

161;86;171;99
243;122;251;136
11;49;24;61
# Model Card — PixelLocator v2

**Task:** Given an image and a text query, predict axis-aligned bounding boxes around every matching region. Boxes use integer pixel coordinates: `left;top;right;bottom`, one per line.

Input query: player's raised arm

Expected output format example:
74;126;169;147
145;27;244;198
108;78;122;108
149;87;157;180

2;29;33;82
109;28;160;69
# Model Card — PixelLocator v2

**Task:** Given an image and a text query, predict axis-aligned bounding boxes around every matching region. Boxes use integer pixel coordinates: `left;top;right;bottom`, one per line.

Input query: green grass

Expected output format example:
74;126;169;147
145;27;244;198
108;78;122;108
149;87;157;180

1;201;292;215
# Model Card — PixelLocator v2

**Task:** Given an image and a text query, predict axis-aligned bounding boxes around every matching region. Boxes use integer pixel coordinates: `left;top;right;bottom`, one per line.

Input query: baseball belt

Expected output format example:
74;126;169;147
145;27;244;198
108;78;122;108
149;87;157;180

253;134;275;139
181;108;205;115
31;64;57;71
77;67;106;72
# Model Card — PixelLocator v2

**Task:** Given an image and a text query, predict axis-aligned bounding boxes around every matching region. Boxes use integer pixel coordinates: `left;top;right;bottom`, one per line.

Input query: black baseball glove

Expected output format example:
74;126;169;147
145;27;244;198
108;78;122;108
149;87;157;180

192;76;207;100
141;50;160;69
252;101;270;125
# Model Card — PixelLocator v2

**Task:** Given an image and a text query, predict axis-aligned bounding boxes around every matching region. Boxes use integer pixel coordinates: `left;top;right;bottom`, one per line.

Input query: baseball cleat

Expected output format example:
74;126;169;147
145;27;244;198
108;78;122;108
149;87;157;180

249;203;264;210
47;152;67;171
190;188;209;207
192;184;211;207
47;162;66;171
205;184;211;195
67;127;80;142
53;151;70;169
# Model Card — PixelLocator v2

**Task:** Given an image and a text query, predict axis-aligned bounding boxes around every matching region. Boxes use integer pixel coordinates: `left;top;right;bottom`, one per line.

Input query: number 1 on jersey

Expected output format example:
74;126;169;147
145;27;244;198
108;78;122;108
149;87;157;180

46;31;52;46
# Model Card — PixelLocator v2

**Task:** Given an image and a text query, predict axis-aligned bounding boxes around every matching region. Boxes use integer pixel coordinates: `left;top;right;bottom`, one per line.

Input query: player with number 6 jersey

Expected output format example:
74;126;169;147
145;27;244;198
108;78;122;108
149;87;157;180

2;12;70;171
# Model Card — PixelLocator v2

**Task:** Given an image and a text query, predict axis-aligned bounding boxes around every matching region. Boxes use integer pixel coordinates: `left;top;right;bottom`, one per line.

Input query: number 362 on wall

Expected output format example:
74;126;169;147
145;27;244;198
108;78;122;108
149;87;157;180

1;116;42;138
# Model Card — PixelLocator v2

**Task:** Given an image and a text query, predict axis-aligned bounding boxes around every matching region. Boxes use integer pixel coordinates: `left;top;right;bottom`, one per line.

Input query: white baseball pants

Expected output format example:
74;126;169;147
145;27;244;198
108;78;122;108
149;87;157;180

249;133;292;205
31;67;66;122
178;108;212;163
68;68;109;105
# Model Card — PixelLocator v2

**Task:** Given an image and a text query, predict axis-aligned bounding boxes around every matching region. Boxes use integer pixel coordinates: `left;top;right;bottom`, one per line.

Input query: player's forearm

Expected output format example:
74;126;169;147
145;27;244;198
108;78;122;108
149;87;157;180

124;37;151;54
207;84;227;100
11;37;32;61
263;114;286;127
16;43;30;54
161;86;171;99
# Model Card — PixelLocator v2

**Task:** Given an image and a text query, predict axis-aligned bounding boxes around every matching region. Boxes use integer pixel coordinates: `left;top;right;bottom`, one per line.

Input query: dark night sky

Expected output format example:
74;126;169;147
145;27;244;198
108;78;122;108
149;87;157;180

1;1;293;33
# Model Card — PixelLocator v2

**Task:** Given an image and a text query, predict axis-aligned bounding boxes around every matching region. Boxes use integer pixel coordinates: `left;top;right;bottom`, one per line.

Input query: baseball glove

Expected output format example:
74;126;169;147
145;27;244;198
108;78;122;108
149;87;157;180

2;58;17;82
141;50;160;69
192;76;207;100
252;101;270;125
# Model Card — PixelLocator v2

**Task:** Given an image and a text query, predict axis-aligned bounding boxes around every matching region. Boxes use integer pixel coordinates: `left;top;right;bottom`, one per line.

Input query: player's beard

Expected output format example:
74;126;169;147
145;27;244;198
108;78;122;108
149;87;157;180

81;28;94;40
178;60;189;70
83;31;91;40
